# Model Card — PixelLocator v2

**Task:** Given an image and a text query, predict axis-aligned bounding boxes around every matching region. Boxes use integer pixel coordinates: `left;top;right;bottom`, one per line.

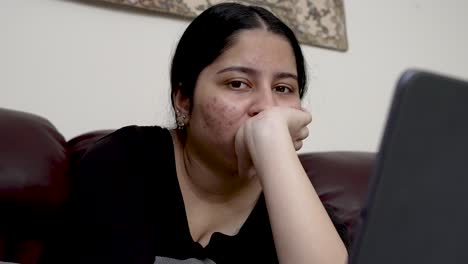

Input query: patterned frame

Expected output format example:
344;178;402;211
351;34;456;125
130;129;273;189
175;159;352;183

100;0;348;51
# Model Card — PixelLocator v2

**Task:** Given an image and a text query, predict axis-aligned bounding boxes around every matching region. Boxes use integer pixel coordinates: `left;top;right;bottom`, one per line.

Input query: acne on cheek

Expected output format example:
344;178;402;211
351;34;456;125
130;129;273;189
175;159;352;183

200;97;241;136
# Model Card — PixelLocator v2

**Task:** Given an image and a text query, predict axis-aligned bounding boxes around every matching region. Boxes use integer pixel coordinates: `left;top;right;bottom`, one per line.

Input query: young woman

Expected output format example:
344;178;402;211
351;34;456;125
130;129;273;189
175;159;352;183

40;3;348;264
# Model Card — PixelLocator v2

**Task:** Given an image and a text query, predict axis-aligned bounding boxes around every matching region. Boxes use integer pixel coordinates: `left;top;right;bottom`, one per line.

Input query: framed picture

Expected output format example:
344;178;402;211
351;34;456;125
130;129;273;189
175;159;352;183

100;0;348;51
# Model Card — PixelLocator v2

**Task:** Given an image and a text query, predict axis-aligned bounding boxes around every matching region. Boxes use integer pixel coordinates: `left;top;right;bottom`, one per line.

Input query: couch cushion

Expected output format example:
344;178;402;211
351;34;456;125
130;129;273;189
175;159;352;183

0;108;68;236
0;108;70;263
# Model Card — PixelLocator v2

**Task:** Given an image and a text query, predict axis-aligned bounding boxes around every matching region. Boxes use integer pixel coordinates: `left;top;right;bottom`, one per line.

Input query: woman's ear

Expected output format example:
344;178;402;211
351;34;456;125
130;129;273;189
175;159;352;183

173;89;191;116
173;89;191;128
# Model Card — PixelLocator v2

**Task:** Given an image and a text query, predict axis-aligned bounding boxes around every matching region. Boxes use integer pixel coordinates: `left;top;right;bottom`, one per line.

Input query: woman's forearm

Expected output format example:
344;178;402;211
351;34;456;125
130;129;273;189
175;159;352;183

252;133;348;264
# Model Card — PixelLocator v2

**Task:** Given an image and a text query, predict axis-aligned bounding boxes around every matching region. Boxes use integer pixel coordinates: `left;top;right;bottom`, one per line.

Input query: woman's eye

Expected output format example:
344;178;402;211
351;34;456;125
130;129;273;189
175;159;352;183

274;86;292;93
228;80;248;89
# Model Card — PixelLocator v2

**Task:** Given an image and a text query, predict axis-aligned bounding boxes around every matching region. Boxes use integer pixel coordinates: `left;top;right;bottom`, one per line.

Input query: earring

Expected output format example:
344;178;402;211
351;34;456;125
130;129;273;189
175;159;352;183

176;109;187;129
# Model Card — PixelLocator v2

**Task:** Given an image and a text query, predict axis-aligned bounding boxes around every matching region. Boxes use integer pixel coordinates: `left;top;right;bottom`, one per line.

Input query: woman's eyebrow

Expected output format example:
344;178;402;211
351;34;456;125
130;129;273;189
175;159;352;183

217;66;297;81
274;72;298;81
216;66;258;75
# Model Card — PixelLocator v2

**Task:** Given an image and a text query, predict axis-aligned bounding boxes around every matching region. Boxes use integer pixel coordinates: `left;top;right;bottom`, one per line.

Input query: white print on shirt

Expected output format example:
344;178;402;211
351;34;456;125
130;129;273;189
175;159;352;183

154;256;216;264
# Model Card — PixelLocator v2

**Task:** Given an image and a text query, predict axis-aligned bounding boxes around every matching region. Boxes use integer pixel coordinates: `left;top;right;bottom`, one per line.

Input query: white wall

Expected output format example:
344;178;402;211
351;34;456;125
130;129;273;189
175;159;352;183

1;0;467;152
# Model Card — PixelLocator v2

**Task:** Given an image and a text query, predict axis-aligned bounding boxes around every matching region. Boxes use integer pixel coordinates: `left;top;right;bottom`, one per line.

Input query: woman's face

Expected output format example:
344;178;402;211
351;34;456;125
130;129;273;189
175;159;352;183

185;29;302;172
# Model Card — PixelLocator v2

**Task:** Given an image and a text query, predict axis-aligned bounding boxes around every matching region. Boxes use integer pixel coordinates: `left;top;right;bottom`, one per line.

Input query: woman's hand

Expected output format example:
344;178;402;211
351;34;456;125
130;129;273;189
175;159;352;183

236;107;347;264
234;106;312;179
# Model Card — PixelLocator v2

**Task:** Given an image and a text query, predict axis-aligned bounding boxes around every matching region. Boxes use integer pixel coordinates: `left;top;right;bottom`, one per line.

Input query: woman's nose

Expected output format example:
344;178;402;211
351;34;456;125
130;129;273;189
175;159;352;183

247;88;276;116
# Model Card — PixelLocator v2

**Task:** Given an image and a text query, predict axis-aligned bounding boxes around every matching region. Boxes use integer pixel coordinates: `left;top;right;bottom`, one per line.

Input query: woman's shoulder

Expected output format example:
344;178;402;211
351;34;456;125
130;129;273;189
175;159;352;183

79;125;172;165
102;125;170;144
91;125;170;150
74;125;176;192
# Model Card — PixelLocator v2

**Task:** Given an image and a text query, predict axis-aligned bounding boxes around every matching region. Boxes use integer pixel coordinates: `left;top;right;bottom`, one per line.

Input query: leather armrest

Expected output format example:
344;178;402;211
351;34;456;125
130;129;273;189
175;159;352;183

299;151;375;241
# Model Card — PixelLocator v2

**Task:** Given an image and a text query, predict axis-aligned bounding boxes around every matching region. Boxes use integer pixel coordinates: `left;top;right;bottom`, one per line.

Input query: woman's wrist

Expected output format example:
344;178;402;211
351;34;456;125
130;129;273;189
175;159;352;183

247;125;298;184
247;119;291;157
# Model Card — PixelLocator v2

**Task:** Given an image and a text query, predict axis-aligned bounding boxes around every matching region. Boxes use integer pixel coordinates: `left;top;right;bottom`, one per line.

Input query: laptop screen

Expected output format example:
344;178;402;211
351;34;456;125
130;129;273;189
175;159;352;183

350;70;468;264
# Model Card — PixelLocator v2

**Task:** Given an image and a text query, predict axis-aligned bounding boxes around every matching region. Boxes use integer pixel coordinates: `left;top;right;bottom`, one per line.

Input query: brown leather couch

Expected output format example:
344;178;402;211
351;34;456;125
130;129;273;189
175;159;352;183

0;107;375;264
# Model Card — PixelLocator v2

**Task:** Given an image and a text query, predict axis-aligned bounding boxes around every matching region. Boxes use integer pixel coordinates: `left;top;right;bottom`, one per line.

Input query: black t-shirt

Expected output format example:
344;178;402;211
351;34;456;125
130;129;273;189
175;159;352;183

40;126;347;264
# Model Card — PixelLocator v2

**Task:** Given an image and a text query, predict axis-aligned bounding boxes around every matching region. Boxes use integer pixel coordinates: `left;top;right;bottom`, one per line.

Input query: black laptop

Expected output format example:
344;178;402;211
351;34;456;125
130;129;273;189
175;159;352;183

349;69;468;264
